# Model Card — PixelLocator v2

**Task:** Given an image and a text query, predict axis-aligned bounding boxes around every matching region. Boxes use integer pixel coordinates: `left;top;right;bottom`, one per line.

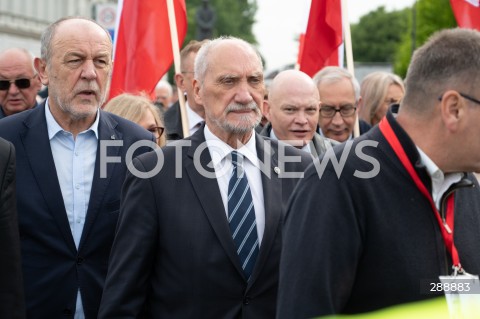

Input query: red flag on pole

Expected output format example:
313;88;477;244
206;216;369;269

299;0;343;77
450;0;480;30
109;0;187;99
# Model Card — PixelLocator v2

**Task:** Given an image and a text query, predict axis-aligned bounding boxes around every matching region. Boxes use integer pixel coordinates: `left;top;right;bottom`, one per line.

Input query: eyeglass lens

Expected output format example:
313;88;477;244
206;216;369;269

0;78;31;90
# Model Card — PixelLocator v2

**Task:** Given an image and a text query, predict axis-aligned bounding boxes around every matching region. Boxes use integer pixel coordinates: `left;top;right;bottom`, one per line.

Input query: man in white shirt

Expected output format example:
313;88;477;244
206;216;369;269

99;36;312;319
164;40;209;140
0;17;153;318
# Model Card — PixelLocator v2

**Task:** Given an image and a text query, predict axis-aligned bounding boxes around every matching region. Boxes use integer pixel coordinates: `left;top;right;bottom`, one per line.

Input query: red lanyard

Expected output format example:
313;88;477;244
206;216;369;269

379;117;461;269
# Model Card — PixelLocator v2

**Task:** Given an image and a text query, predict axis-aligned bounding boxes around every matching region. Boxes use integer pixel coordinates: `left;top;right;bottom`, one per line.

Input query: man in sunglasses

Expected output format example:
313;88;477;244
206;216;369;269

0;48;42;119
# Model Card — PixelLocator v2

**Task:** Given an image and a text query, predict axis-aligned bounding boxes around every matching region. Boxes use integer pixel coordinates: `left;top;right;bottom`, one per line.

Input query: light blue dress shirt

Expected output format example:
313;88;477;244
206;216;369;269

45;99;99;319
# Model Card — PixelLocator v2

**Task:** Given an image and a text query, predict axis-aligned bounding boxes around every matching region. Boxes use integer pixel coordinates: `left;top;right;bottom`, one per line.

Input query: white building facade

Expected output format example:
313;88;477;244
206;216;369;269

0;0;116;56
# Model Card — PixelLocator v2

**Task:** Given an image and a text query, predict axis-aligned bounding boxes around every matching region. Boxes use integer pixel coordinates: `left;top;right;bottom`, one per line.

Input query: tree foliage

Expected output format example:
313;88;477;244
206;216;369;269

168;0;258;81
394;0;456;77
351;6;410;63
184;0;257;46
351;0;458;78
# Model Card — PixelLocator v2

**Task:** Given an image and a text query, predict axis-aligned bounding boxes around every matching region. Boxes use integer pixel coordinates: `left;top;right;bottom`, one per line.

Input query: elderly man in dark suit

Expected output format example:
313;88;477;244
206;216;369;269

0;17;153;318
99;36;312;318
0;137;25;319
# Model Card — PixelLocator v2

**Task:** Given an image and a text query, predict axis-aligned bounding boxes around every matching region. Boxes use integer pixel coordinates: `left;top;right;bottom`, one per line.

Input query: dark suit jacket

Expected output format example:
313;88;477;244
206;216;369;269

164;100;184;140
0;104;154;318
99;127;312;318
259;122;332;158
0;137;25;319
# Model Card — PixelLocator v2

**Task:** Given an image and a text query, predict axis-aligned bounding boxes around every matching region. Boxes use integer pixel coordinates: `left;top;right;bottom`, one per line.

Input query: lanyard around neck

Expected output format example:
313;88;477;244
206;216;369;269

378;117;461;270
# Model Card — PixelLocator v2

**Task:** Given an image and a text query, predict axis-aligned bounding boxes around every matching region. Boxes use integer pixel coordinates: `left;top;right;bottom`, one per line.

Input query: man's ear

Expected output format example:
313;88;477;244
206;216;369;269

440;90;463;133
174;73;185;91
263;100;272;122
356;96;362;109
34;57;49;86
193;79;202;105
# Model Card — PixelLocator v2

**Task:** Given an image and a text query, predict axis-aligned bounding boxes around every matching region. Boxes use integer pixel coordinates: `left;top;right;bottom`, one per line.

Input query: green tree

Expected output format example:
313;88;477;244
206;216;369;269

351;6;410;63
168;0;258;81
394;0;456;77
185;0;257;44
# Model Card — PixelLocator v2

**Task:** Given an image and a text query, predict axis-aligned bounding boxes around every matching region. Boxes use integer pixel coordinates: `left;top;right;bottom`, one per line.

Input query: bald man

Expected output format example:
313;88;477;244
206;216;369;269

0;48;42;119
261;69;334;157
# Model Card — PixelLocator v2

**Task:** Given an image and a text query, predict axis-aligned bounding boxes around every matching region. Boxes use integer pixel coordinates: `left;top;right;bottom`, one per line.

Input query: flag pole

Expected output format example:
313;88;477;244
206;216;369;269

166;0;190;138
341;0;359;138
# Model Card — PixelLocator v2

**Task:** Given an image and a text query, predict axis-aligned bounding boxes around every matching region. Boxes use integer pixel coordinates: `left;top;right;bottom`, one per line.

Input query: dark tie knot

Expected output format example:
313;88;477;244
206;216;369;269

230;150;244;168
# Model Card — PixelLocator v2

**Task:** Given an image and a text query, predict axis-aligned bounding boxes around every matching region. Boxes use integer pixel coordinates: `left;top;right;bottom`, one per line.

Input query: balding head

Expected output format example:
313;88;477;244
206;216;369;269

265;69;320;146
0;48;42;116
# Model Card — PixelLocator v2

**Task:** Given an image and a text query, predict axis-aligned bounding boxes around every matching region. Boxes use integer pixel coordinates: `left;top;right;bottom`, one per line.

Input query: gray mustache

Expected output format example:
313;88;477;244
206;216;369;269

226;102;259;113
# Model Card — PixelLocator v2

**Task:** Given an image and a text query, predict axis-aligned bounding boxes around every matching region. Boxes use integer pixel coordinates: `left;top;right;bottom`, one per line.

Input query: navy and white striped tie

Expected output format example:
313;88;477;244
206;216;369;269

228;151;259;280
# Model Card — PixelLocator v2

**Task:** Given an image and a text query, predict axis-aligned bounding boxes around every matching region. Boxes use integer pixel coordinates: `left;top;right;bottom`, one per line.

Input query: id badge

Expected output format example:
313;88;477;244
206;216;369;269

439;270;480;319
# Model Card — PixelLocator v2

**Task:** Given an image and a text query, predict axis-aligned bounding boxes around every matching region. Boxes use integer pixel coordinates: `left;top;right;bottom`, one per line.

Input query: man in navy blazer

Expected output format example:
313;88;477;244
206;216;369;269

0;137;25;319
0;17;153;318
99;37;312;318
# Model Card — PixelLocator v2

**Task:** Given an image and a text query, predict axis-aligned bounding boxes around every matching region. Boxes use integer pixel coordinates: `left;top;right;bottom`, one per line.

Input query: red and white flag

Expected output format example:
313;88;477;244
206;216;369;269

109;0;187;99
298;0;343;77
450;0;480;30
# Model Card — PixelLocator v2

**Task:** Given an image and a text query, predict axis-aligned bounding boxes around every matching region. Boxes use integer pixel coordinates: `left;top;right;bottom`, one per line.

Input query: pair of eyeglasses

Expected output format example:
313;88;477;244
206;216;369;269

320;104;357;118
148;126;165;139
438;92;480;106
0;74;38;91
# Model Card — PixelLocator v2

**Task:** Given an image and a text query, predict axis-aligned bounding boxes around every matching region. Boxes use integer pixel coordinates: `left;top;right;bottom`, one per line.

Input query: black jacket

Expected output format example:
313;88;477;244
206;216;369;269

278;111;480;318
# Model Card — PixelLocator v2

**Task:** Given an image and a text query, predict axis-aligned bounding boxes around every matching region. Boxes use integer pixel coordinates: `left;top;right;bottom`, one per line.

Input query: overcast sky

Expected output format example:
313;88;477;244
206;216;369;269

253;0;416;71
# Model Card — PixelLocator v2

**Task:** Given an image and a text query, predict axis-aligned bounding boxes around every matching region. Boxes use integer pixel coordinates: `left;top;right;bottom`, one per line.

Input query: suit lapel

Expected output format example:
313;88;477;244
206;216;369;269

79;111;121;249
185;129;246;277
20;105;76;251
248;135;282;286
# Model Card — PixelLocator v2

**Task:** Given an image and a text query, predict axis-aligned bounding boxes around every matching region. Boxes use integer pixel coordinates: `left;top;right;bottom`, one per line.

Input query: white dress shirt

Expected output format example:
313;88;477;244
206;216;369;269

187;101;204;135
45;99;99;319
204;125;265;245
417;147;462;210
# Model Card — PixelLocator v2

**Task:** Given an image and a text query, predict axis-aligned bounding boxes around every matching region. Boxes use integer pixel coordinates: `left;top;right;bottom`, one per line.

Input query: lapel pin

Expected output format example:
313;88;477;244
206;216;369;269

274;167;281;175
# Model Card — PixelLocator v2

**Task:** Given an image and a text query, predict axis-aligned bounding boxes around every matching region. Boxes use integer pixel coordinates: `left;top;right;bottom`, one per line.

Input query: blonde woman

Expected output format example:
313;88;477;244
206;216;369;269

104;93;166;147
358;71;405;126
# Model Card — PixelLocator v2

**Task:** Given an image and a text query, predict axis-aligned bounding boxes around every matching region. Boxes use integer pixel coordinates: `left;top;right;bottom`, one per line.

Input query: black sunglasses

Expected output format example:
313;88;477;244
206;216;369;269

0;75;37;91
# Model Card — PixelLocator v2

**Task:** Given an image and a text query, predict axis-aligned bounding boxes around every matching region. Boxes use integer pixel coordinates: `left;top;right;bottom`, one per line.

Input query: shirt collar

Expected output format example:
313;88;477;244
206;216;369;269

416;146;462;207
45;97;100;140
186;101;204;130
204;125;259;169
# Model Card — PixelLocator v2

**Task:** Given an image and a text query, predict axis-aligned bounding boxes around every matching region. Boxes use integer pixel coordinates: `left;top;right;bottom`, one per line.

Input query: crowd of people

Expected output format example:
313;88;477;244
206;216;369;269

1;15;480;319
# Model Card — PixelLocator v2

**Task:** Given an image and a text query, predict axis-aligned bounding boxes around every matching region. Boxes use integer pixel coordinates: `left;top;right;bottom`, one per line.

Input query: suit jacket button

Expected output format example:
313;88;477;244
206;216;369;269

76;257;84;265
243;296;251;305
63;308;72;315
